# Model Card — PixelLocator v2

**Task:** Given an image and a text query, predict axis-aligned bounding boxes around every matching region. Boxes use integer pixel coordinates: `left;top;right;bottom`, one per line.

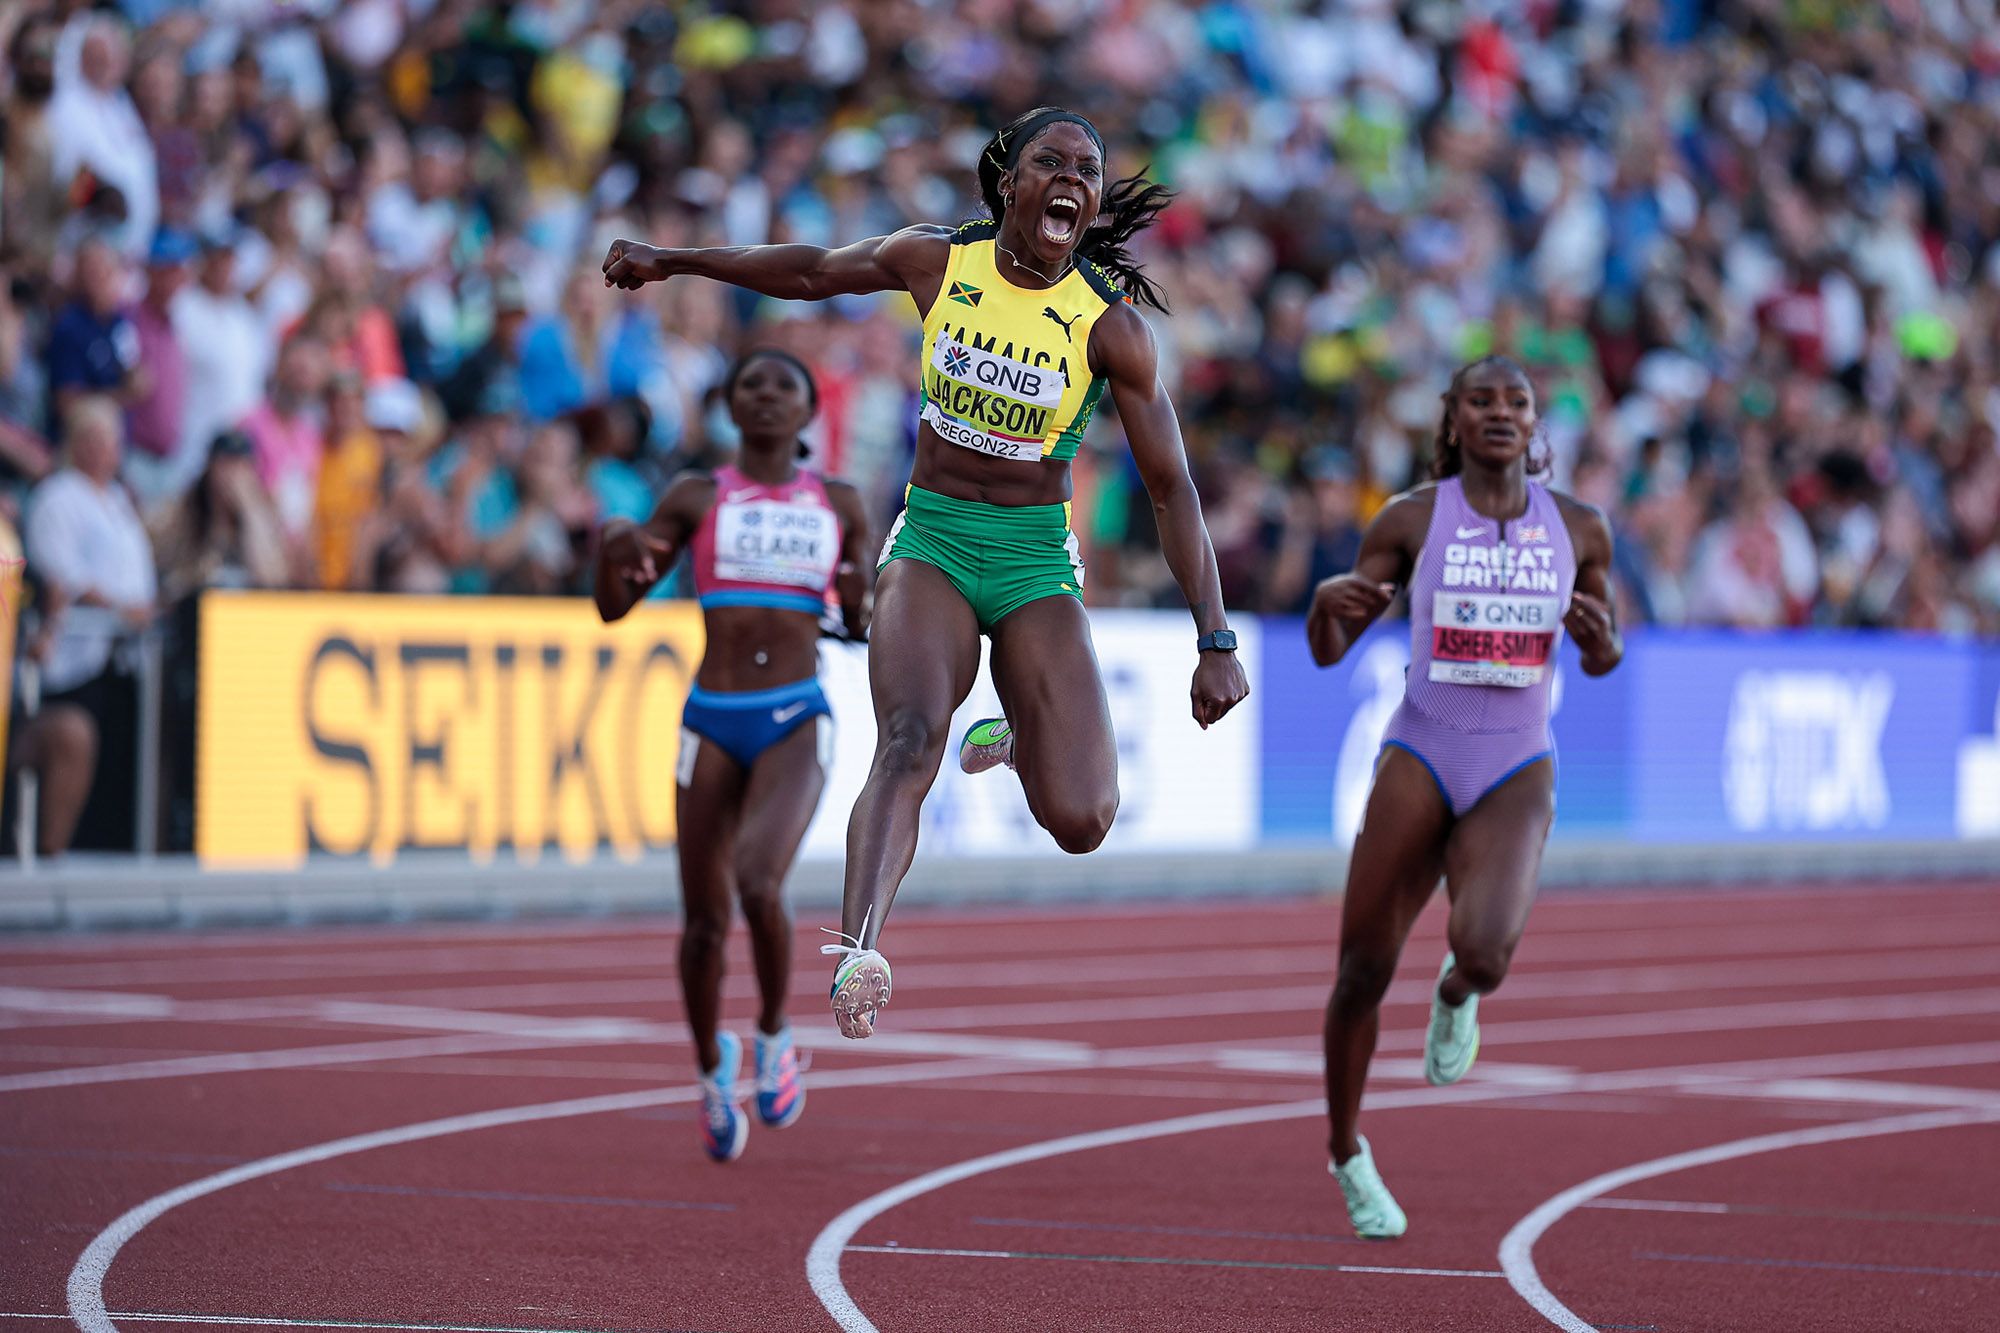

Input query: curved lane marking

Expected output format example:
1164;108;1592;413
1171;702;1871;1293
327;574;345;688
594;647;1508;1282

1498;1105;2000;1332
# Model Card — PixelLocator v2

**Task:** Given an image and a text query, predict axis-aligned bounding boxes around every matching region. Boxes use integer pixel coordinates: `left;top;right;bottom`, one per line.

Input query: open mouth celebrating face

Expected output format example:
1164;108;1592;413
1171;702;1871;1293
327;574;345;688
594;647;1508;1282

1041;195;1081;247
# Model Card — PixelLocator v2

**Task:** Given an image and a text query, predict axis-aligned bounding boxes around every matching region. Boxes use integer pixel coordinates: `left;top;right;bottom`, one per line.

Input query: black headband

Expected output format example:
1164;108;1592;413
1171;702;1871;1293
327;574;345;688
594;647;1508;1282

1001;111;1105;169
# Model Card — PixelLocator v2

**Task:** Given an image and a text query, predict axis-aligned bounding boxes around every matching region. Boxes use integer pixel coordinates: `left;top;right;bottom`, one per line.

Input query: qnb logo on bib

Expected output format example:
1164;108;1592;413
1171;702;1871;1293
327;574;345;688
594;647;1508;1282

1428;592;1559;687
1440;541;1560;592
714;499;837;589
923;335;1066;461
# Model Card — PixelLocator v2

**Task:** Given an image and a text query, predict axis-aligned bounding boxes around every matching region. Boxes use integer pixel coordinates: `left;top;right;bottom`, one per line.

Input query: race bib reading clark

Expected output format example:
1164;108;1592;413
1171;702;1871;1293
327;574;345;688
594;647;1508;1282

714;500;837;588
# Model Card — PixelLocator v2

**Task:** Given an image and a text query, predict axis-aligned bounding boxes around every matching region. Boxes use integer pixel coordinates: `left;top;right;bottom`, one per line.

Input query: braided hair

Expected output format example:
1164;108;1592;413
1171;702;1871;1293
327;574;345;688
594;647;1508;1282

1430;355;1551;480
976;107;1174;313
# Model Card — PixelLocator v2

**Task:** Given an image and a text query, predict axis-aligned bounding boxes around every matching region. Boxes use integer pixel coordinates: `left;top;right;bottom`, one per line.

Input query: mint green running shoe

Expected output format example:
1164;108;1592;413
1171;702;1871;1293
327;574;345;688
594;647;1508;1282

1424;952;1480;1086
1330;1136;1407;1238
959;717;1015;774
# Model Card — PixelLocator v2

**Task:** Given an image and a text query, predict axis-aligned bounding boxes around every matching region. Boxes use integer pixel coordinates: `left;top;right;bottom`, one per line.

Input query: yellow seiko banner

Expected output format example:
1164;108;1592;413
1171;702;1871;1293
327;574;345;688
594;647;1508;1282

198;592;704;867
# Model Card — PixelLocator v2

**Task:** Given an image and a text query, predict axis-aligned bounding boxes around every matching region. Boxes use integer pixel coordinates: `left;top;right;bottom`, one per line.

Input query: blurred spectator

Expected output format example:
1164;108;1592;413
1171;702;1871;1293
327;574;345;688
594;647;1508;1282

5;687;99;860
168;230;265;508
121;227;194;507
152;428;294;606
2;14;67;280
0;274;55;485
1686;465;1820;629
45;236;143;421
241;332;329;546
315;375;415;590
519;266;613;422
1268;450;1366;616
49;12;158;259
21;395;156;851
439;271;530;424
481;420;596;595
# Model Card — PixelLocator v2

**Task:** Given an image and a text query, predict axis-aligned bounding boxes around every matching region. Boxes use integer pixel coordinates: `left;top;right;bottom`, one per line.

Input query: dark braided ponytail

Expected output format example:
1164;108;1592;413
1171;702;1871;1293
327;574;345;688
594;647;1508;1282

1430;355;1551;479
976;107;1175;313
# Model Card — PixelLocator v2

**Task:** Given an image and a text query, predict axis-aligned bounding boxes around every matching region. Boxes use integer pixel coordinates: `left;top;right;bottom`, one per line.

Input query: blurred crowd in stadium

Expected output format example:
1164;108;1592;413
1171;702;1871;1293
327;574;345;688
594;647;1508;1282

3;0;2000;660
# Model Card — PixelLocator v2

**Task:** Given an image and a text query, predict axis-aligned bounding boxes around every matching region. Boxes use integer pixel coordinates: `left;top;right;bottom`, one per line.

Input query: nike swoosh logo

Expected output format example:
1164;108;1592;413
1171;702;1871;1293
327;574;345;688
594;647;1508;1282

1455;526;1488;539
725;488;759;502
773;701;809;724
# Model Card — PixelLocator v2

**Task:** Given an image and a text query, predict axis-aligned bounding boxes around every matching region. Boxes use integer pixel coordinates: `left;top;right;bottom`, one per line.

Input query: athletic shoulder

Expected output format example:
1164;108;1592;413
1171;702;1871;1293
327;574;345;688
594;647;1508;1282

1360;484;1438;555
1548;487;1606;523
1380;482;1441;524
874;224;953;273
823;476;866;513
1087;298;1155;380
1075;256;1127;307
1549;489;1613;552
942;219;995;245
658;468;717;517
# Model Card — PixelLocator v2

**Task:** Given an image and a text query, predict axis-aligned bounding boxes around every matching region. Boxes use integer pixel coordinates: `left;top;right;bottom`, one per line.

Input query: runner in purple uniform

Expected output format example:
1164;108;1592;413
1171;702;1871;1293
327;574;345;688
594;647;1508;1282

1305;355;1622;1237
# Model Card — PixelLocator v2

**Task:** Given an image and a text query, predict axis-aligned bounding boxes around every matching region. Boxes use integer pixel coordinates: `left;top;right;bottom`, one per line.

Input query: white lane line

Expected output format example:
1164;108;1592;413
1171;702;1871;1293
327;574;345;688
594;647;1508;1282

2;1314;651;1333
51;1019;2000;1333
1496;1105;2000;1333
0;1034;604;1094
804;1075;1567;1333
1375;988;2000;1053
842;1244;1504;1278
12;915;2000;1018
1681;1076;2000;1112
1582;1197;2000;1228
0;1015;1096;1095
18;972;2000;1100
807;1099;1322;1332
802;1037;2000;1333
60;1046;1193;1333
880;983;2000;1046
1636;1250;2000;1280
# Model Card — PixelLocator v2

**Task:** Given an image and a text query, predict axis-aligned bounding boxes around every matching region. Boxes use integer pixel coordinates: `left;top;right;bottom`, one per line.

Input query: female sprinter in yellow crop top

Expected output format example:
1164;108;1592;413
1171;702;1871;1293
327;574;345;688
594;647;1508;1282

604;107;1249;1040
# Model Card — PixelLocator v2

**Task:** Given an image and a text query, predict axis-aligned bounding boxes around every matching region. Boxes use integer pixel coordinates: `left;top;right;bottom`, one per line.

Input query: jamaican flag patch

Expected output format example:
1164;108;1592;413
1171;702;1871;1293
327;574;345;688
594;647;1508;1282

947;281;983;307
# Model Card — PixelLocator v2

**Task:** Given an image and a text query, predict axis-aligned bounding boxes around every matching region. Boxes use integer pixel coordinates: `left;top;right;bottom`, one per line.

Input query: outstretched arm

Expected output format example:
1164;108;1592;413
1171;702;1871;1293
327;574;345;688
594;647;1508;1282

1306;492;1426;667
603;226;951;310
592;473;712;623
1560;497;1623;676
1094;302;1248;729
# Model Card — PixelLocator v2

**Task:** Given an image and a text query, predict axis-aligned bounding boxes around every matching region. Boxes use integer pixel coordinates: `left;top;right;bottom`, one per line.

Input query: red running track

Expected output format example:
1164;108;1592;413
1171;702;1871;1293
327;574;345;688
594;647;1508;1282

4;881;2000;1333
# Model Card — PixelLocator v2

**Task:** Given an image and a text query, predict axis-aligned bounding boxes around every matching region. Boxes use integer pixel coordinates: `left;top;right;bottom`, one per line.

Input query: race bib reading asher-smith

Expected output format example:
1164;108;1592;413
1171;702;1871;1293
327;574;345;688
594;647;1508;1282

1428;591;1560;687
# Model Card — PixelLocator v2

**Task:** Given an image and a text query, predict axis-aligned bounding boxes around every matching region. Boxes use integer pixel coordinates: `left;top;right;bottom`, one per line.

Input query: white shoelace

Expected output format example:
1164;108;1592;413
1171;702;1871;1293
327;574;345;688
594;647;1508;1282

818;907;877;967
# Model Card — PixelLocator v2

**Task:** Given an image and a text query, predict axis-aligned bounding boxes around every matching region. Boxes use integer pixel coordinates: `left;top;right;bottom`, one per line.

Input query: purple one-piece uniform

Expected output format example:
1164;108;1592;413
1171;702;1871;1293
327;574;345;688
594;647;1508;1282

1381;476;1576;816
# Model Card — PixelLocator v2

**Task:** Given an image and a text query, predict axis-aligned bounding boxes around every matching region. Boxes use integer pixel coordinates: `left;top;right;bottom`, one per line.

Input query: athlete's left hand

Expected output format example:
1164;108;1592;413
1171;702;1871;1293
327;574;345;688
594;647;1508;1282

1564;590;1617;663
1191;652;1249;730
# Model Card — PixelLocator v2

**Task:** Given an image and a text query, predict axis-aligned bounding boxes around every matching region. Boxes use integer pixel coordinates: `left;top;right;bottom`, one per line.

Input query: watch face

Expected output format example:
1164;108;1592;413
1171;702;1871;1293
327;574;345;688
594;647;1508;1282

1204;630;1237;650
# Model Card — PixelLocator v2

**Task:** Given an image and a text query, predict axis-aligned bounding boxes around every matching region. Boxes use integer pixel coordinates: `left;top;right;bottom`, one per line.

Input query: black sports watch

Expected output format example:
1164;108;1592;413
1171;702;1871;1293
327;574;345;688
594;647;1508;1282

1196;629;1239;653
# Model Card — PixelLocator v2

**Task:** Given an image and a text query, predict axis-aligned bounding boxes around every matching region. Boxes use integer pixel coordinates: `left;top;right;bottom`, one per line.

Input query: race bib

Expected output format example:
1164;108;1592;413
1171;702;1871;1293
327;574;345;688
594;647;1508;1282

921;335;1064;462
713;499;837;589
1428;591;1560;688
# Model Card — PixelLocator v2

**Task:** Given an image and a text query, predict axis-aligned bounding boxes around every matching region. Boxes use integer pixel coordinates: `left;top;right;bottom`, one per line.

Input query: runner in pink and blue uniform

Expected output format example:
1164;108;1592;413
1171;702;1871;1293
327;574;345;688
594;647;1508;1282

594;349;873;1162
1305;356;1623;1237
